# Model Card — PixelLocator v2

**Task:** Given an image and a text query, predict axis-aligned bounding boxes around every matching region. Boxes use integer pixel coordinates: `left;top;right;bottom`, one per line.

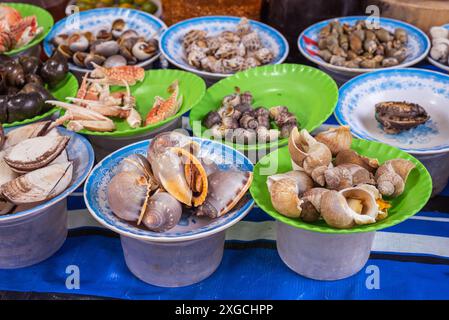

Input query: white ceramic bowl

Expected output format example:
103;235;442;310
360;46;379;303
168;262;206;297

43;7;166;75
427;23;449;73
159;15;289;81
298;16;430;79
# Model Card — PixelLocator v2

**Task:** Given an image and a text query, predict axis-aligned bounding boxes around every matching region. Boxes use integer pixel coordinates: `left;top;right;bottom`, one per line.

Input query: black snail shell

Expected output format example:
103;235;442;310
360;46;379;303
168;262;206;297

19;56;40;75
20;83;55;112
5;61;25;88
6;93;44;123
0;96;7;123
0;72;6;95
39;54;69;88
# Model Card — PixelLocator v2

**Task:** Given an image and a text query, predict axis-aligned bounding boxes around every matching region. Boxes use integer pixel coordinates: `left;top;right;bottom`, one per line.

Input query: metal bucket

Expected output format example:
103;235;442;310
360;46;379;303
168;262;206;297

276;222;375;280
0;200;67;269
121;230;225;287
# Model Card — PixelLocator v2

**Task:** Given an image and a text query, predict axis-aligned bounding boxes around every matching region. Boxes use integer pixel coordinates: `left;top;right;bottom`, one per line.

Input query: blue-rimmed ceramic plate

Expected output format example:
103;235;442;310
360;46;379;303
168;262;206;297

428;23;449;73
335;68;449;155
298;16;430;76
84;135;254;242
159;15;289;80
0;126;95;222
43;7;166;73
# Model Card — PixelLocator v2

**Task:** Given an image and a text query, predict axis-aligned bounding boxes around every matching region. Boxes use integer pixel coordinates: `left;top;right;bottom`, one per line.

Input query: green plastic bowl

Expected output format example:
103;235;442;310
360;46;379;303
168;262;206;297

3;72;79;128
64;69;206;137
250;139;433;234
1;2;54;56
189;64;338;151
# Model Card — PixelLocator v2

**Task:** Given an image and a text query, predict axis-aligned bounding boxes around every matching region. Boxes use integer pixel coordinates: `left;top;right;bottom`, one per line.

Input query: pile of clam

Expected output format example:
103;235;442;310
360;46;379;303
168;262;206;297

183;18;274;74
268;126;415;229
107;131;253;232
0;121;73;215
0;53;68;123
429;26;449;66
203;87;298;144
52;19;159;69
317;20;408;68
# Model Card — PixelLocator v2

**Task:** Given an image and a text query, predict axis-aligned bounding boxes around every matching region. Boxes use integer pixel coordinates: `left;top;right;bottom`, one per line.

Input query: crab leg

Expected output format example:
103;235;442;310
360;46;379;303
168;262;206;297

67;120;115;132
122;80;141;128
66;98;129;118
46;100;111;121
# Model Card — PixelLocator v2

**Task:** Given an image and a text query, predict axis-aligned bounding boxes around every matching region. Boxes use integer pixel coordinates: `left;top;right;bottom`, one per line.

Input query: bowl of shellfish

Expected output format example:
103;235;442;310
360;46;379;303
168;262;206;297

0;52;78;128
0;121;95;269
190;64;338;161
335;68;449;196
84;131;254;287
159;16;289;82
0;3;53;57
250;126;432;280
43;7;166;78
298;16;430;82
428;24;449;73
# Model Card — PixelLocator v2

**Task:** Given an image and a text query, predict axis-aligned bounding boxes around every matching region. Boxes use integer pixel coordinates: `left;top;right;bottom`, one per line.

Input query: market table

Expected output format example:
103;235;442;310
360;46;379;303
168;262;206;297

0;63;448;300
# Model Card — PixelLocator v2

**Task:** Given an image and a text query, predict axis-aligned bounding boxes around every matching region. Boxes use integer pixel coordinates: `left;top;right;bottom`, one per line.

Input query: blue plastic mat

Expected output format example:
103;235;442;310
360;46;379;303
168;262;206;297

0;62;448;300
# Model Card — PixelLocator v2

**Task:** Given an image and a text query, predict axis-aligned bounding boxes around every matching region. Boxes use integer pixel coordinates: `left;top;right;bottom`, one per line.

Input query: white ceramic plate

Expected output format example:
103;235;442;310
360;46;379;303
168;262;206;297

159;15;289;80
335;68;449;154
298;16;430;77
427;23;449;73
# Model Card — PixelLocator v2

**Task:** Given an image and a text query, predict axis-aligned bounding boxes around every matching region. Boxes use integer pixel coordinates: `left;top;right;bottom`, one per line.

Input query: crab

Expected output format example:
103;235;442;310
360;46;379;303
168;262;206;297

89;63;145;86
47;74;142;132
0;6;42;52
145;80;183;126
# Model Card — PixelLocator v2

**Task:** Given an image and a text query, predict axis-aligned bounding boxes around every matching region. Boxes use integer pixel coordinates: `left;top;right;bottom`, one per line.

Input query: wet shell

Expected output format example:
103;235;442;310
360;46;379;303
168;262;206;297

4;135;70;172
1;162;73;204
320;187;378;229
0;150;18;187
315;126;352;156
375;159;415;197
267;171;313;218
3;120;51;148
107;171;148;222
300;187;328;222
195;169;253;219
335;149;379;173
142;192;182;232
288;127;332;175
324;164;374;190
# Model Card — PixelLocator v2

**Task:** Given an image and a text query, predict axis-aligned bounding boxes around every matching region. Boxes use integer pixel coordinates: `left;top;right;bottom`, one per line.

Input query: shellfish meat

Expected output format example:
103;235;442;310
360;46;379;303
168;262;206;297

375;101;430;134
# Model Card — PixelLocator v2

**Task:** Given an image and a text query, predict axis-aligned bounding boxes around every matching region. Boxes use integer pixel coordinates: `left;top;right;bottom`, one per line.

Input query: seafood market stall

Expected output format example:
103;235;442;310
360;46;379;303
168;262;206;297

0;1;448;301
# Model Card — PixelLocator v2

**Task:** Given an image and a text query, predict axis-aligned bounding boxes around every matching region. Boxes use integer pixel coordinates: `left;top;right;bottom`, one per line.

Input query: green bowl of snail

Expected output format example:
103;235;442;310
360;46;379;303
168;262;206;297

189;64;339;151
250;139;432;234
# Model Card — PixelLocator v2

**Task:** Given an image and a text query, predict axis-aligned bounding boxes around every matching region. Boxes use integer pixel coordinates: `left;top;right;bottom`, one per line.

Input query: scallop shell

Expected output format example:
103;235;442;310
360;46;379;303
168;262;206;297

315;126;352;156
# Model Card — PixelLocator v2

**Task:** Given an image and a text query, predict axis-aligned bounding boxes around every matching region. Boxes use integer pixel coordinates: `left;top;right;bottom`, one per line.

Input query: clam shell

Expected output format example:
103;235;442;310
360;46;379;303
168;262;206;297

4;121;51;148
1;162;73;204
195;169;253;219
0;150;18;187
4;135;70;172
